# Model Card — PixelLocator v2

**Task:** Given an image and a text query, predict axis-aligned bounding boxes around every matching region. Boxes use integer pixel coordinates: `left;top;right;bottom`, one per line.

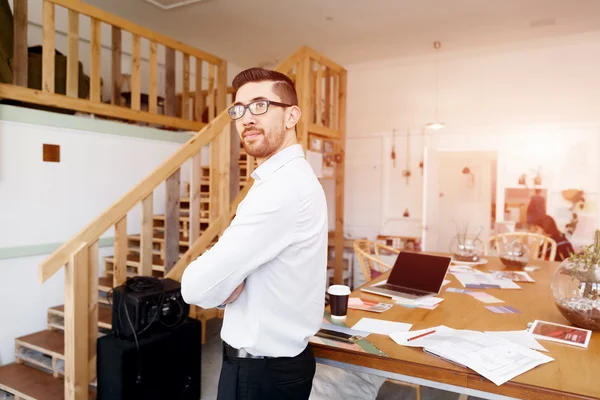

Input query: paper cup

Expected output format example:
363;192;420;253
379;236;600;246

327;285;351;319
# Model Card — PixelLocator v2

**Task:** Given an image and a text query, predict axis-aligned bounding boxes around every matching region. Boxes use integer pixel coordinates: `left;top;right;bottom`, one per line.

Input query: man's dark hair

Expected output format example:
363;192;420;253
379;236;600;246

232;68;298;106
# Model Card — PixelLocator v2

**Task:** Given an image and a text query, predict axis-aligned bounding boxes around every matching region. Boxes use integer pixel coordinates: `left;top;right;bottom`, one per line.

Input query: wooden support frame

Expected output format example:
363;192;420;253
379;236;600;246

42;1;55;93
64;244;90;400
165;169;181;274
12;0;28;87
66;10;79;97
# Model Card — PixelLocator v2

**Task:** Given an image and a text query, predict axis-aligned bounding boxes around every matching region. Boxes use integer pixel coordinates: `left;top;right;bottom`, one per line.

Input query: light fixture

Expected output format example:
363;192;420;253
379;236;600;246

425;41;445;130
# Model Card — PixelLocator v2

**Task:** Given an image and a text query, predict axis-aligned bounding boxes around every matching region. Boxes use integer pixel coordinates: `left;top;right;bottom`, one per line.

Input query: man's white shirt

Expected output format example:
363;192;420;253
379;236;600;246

181;144;328;357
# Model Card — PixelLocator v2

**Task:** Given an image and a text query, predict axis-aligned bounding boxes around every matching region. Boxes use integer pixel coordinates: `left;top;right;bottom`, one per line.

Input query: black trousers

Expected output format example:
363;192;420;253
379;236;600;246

216;343;316;400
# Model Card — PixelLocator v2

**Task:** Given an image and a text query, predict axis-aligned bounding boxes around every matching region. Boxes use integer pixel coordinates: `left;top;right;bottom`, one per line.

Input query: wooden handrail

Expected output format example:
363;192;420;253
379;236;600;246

38;112;229;283
46;0;223;65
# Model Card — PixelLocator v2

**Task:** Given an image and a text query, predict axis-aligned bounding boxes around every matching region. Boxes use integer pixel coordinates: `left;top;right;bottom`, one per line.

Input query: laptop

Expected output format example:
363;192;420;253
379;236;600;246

360;251;451;300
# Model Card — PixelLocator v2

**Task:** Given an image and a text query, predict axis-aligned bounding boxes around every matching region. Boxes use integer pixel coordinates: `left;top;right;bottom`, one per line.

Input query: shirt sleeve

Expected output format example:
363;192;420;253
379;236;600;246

180;182;298;309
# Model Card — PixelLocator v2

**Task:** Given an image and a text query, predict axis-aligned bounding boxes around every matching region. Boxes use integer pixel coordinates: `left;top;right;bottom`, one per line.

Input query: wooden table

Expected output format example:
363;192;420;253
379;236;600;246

311;255;599;400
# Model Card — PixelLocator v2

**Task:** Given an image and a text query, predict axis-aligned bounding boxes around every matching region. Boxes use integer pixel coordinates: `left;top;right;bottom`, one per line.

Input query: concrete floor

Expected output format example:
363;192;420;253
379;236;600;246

200;319;485;400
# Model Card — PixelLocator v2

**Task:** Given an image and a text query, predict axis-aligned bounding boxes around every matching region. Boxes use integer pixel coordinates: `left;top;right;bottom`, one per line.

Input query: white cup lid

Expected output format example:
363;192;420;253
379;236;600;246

327;284;351;296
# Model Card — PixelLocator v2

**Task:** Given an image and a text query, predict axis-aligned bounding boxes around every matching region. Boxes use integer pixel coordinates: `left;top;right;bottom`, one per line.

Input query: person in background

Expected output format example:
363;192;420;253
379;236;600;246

527;188;547;227
181;68;328;400
532;214;575;261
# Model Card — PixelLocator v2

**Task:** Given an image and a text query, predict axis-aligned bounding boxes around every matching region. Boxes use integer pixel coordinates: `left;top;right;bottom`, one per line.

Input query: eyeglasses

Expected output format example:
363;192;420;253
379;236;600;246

228;99;292;120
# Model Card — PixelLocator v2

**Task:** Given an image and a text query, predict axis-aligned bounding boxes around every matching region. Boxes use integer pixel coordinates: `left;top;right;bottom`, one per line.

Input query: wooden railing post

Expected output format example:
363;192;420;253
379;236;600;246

113;216;127;286
165;169;181;274
111;26;122;105
195;58;204;121
333;70;347;285
42;0;55;93
219;124;231;235
90;18;101;102
64;244;90;400
12;0;28;87
165;48;176;116
66;10;79;97
141;194;154;276
190;152;203;244
297;55;312;152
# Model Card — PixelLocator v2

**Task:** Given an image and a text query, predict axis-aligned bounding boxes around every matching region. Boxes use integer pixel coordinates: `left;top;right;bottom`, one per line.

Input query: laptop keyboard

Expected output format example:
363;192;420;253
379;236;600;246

376;284;428;296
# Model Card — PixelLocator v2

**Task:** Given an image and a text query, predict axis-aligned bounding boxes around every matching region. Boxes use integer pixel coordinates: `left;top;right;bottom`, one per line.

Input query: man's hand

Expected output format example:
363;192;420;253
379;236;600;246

222;281;245;305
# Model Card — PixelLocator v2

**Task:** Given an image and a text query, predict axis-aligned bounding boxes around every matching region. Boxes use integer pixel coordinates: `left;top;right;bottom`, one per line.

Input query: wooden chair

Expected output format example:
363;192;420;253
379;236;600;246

353;239;399;282
352;239;421;400
486;232;557;261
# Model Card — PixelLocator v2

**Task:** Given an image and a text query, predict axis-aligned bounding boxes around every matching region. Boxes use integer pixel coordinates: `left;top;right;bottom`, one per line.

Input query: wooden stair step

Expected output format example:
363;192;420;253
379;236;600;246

129;232;190;245
48;305;112;330
104;253;166;271
0;363;73;400
16;330;64;360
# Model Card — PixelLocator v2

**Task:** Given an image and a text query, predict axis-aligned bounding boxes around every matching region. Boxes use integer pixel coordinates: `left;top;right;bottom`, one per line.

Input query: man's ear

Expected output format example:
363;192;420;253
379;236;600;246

286;106;302;130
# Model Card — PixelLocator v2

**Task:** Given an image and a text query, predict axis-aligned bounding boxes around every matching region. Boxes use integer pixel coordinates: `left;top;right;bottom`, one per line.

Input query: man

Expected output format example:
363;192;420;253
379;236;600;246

527;188;546;226
181;67;328;400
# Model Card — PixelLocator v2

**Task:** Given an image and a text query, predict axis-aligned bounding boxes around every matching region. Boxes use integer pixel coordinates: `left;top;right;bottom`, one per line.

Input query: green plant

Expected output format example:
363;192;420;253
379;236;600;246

566;229;600;299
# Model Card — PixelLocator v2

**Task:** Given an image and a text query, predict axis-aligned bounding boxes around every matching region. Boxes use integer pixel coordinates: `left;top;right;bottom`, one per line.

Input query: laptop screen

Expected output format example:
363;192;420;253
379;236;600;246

387;252;451;294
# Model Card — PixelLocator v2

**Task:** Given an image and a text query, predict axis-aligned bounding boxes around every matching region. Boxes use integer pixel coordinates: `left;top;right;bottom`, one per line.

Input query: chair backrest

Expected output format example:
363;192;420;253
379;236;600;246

486;232;557;261
353;239;398;282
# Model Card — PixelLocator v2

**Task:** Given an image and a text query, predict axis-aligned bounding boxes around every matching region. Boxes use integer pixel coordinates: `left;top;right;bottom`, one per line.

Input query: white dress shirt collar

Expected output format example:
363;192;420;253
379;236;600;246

251;144;304;181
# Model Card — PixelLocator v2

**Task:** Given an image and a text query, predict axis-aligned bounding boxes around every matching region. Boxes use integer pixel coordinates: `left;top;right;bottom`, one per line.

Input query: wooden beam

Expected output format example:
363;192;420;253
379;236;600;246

141;194;153;276
324;67;331;127
189;152;202;245
302;46;344;74
88;240;98;382
297;56;313;151
45;0;223;65
315;65;323;126
165;48;176;117
148;42;158;114
42;1;55;93
308;123;341;139
195;58;204;121
209;135;220;224
90;18;101;102
0;84;206;131
333;70;347;285
130;34;141;111
182;54;190;120
165;169;181;274
229;122;240;201
12;0;28;87
333;74;339;131
274;46;306;76
219;124;231;235
208;64;216;120
66;10;79;98
217;61;228;112
64;244;89;400
113;216;127;287
111;26;121;105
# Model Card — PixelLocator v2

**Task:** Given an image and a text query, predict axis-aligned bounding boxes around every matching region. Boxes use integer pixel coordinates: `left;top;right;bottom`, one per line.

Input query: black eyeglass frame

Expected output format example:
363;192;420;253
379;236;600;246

228;99;292;120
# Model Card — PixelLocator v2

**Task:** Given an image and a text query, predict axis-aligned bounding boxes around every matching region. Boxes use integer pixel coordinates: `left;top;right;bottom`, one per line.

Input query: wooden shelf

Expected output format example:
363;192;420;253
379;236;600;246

15;330;65;360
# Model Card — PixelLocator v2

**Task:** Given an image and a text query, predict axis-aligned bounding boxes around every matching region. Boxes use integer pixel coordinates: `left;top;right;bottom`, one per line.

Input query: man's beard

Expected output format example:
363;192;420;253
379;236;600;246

242;125;285;159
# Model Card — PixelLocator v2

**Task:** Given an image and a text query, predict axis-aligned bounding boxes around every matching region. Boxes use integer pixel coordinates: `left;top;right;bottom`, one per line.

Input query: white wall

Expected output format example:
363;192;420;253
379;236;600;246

7;0;244;102
343;31;600;247
0;119;197;247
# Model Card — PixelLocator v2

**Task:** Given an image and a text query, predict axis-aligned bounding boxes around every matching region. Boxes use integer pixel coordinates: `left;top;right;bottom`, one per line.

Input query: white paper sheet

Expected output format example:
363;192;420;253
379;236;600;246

394;297;444;307
390;325;553;386
351;318;412;335
484;330;548;352
453;272;521;289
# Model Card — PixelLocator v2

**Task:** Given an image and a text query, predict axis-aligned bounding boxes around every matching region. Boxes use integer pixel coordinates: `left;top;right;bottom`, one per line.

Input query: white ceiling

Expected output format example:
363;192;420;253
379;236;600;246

85;0;600;68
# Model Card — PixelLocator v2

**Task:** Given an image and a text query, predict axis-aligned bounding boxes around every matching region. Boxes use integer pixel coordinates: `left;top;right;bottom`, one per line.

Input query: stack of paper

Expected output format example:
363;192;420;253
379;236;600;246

490;271;535;283
394;296;444;310
452;272;521;289
390;325;554;386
